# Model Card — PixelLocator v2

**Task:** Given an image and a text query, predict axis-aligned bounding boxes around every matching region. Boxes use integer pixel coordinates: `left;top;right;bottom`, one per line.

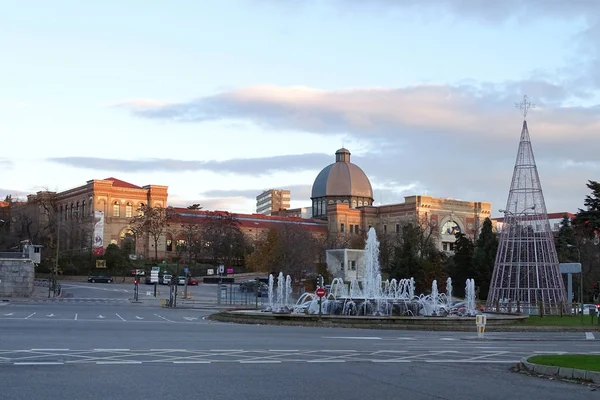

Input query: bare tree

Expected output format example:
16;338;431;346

199;212;247;268
129;205;174;261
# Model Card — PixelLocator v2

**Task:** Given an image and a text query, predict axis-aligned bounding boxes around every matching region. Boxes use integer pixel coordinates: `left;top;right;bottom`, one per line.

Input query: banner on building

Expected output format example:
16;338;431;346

96;260;106;268
93;210;105;256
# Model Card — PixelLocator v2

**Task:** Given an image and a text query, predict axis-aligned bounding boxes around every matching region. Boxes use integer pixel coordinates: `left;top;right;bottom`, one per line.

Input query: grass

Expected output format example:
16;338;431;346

517;315;600;326
528;354;600;372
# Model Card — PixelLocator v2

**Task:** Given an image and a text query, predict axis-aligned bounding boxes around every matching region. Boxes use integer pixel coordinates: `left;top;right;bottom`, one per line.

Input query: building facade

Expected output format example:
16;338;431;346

256;189;291;216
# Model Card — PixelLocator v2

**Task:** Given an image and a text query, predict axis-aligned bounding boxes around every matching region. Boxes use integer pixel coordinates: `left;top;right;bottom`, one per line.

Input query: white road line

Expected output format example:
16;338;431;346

135;316;144;320
323;336;382;340
395;337;416;340
268;350;299;352
74;314;78;320
93;349;130;352
14;362;64;365
209;349;244;352
533;351;567;354
307;360;346;363
154;314;173;322
31;348;69;351
239;360;282;364
96;361;141;365
25;313;36;319
439;338;456;341
371;360;410;363
424;360;519;364
115;313;126;321
172;361;211;364
586;332;595;340
150;349;186;352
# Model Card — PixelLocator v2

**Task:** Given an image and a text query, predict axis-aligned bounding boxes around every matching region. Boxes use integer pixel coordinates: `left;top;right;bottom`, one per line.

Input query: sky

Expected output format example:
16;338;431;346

1;0;599;216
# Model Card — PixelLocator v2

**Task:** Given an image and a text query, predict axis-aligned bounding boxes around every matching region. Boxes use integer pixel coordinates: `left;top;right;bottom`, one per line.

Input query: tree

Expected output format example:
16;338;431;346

129;205;174;261
246;228;279;273
447;232;476;298
555;215;577;262
199;212;247;267
573;181;600;300
103;244;130;280
472;217;499;299
574;180;600;238
187;204;203;210
176;223;204;264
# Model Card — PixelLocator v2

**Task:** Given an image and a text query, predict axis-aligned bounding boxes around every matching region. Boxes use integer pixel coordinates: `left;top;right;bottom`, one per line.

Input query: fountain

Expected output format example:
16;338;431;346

288;227;480;317
264;272;295;313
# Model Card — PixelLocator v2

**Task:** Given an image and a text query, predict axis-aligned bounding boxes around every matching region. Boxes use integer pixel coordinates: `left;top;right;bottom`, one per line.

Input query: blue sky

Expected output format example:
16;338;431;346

1;1;599;215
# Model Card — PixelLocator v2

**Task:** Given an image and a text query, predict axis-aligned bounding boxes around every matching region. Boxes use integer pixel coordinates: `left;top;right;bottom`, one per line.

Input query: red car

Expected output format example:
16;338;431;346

187;277;199;286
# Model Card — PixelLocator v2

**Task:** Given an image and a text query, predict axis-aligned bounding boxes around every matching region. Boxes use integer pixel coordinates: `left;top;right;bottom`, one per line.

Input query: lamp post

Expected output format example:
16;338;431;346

567;244;583;320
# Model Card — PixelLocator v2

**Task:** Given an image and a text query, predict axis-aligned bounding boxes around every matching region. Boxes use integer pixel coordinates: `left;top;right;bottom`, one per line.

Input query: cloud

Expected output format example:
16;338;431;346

47;153;331;175
202;184;313;200
0;188;30;201
0;159;14;169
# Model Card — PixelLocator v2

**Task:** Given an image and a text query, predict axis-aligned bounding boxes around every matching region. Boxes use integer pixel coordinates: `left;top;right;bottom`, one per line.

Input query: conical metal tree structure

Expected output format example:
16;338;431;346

487;108;567;315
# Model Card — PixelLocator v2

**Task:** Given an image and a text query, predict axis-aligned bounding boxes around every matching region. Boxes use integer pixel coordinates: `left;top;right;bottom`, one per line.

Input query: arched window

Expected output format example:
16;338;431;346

441;220;461;235
82;200;86;217
138;203;145;216
166;233;173;252
351;200;357;208
125;202;133;218
76;201;80;218
113;201;120;217
70;203;74;219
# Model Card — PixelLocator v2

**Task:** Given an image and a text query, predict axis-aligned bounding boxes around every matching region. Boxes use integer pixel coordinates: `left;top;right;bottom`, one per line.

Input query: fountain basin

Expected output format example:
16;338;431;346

210;310;527;331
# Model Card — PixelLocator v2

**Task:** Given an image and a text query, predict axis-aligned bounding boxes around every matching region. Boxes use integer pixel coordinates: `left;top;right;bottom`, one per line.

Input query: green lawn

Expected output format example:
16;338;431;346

518;315;600;326
528;354;600;372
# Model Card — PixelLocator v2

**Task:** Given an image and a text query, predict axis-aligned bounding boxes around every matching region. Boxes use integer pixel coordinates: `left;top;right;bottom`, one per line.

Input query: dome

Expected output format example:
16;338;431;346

311;148;373;199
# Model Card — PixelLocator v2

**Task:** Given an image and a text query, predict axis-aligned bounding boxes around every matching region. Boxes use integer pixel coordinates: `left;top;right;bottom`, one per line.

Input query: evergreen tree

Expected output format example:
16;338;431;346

390;223;423;289
448;232;476;297
472;218;499;300
574;180;600;238
555;215;577;262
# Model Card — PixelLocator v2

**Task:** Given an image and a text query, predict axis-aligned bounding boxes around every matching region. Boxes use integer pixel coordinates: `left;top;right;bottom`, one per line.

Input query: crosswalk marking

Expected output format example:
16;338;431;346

586;332;595;340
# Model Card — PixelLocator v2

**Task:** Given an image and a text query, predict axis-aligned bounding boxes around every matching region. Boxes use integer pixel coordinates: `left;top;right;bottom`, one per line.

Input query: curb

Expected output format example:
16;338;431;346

520;356;600;383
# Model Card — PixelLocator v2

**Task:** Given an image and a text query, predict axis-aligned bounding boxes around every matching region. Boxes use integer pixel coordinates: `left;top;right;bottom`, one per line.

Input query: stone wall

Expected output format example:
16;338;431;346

0;258;35;297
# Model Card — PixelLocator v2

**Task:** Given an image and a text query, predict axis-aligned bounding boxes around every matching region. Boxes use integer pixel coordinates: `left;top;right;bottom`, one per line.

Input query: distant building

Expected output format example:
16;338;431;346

492;212;575;233
256;189;291;216
272;207;313;219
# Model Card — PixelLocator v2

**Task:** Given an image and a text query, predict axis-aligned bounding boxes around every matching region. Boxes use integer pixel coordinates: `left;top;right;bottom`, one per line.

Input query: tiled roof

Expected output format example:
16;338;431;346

104;177;142;189
0;201;8;207
170;208;328;234
492;212;575;223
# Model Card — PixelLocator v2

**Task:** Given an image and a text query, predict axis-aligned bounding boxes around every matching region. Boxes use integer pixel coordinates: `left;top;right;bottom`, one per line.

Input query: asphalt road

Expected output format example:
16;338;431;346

2;286;600;399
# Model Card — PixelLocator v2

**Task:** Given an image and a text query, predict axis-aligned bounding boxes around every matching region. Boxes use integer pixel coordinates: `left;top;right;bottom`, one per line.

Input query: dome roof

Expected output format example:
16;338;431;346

311;148;373;199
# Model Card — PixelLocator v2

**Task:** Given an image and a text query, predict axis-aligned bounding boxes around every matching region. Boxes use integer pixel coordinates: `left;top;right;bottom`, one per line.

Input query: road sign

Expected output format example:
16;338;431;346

316;287;326;298
559;263;582;274
218;265;225;274
184;267;189;274
152;266;160;272
207;269;214;276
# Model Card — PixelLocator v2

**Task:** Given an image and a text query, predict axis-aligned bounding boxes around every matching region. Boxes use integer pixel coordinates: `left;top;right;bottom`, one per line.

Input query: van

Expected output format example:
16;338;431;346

162;274;172;285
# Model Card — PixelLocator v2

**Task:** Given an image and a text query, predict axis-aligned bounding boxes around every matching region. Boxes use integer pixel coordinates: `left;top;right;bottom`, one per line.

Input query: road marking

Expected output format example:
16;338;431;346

25;313;36;319
307;360;346;363
239;360;282;364
14;362;64;365
2;312;14;316
31;348;69;351
371;360;410;363
135;316;144;320
46;314;55;317
395;337;416;340
74;314;78;320
93;349;130;352
115;313;126;321
533;351;567;354
150;349;186;351
97;315;105;319
323;336;381;340
183;317;198;321
586;332;595;340
440;338;456;341
154;314;173;322
96;361;141;365
269;350;299;352
173;361;211;364
424;360;519;364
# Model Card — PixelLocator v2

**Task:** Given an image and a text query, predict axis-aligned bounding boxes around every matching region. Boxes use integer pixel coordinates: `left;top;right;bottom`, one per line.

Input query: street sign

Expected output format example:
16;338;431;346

207;269;214;276
227;268;234;274
218;265;225;274
316;287;326;298
560;263;582;274
150;266;159;283
151;266;160;272
184;267;189;274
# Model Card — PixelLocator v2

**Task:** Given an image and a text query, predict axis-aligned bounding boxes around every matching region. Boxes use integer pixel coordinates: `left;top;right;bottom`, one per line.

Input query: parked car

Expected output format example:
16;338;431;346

239;280;268;296
187;277;200;286
88;275;113;283
177;276;186;285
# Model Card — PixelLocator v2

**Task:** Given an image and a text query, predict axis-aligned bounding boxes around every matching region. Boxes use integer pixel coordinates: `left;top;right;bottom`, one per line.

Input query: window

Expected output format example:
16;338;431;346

395;224;400;233
125;203;133;218
351;261;356;270
75;202;80;218
340;223;345;233
138;203;145;216
70;203;74;219
441;220;461;235
349;224;353;233
113;201;120;217
383;224;387;234
82;201;86;217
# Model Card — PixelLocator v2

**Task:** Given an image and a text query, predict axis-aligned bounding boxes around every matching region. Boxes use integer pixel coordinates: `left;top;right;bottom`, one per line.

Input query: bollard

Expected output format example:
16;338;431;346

516;300;521;314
